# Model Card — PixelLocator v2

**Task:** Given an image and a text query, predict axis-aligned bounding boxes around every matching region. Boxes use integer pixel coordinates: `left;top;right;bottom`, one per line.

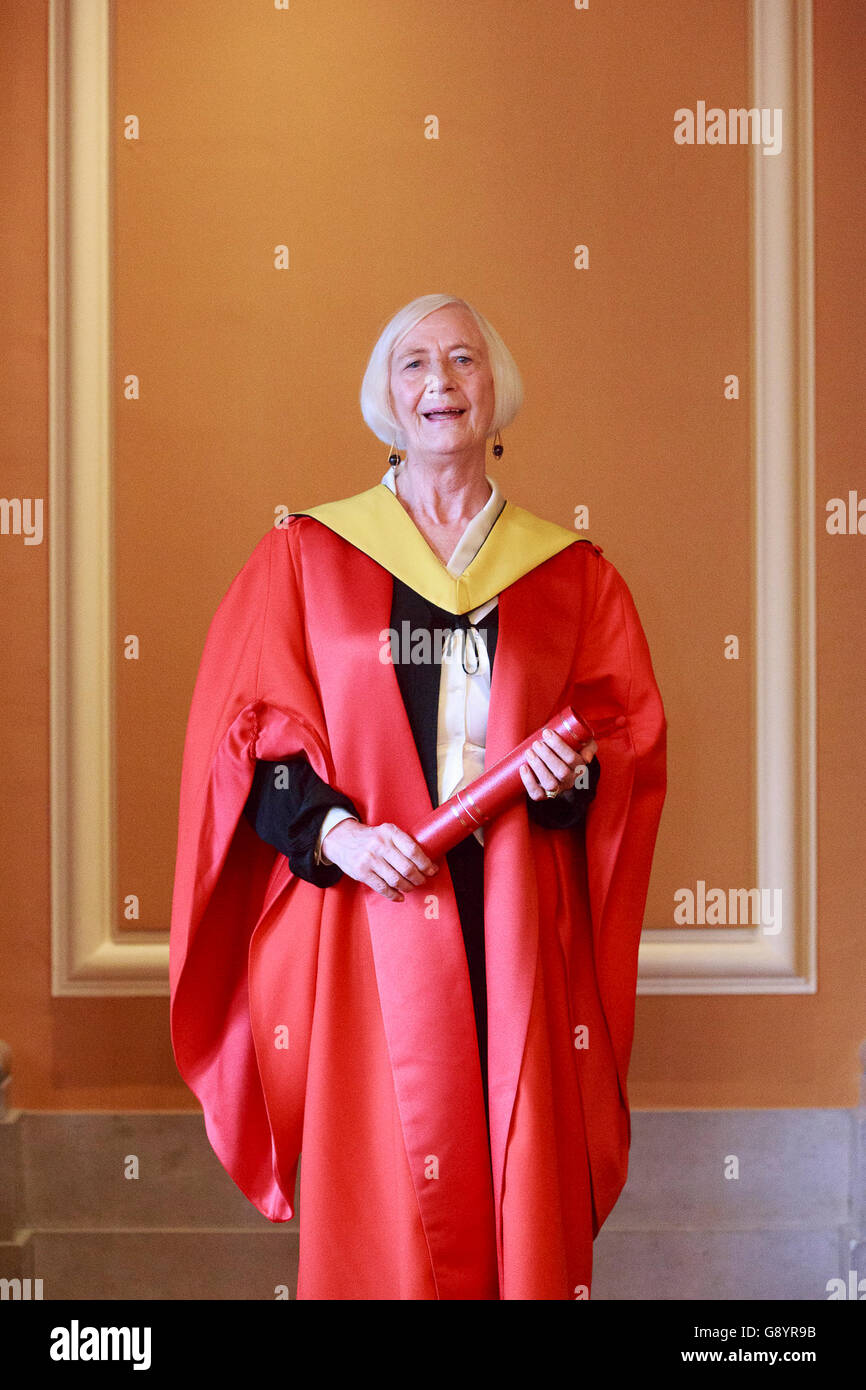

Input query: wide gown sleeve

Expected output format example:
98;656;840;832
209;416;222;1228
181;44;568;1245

170;524;335;1222
572;552;667;1139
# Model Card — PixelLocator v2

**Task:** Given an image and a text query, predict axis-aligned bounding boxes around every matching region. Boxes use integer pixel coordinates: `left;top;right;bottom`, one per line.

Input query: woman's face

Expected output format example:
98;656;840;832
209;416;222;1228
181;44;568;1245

388;305;495;463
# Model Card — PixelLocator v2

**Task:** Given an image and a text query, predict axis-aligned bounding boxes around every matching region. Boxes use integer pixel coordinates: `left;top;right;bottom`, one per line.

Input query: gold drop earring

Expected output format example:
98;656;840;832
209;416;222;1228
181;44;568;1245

492;430;504;458
388;441;401;467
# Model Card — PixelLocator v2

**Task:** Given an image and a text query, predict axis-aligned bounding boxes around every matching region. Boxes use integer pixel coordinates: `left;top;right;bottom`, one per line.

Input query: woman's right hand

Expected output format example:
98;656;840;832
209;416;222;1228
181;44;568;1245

320;819;439;902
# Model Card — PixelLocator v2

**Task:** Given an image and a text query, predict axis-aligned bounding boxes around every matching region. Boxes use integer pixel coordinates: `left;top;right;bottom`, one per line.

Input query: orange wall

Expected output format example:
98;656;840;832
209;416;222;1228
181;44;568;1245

109;0;752;938
1;0;863;1109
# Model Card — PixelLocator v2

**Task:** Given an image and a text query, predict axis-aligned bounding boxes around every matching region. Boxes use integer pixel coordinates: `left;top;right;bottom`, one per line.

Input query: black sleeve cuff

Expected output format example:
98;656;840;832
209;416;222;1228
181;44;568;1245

243;756;359;887
526;754;601;830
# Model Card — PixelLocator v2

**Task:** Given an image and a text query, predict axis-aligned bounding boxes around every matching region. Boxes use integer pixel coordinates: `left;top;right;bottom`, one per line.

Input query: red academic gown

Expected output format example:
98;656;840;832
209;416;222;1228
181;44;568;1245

169;514;667;1300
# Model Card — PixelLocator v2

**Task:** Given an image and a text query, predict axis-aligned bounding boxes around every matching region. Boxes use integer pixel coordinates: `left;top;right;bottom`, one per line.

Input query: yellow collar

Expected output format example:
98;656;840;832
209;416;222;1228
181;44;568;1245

295;483;582;615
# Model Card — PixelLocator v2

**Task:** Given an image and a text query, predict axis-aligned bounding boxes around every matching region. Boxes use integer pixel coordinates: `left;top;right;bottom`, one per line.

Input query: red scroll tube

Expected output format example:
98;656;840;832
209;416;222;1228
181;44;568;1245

410;705;596;860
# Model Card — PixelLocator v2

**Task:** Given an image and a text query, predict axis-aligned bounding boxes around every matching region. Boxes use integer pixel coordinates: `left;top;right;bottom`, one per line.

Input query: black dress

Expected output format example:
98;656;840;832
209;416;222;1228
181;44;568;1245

244;576;601;1115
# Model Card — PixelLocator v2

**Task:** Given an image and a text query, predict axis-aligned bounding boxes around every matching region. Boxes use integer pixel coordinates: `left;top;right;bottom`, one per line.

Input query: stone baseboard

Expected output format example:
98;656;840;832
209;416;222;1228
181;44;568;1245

1;1107;862;1300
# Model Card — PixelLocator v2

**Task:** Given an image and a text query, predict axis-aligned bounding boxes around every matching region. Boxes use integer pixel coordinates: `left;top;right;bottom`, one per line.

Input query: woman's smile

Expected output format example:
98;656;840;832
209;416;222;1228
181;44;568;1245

422;407;466;422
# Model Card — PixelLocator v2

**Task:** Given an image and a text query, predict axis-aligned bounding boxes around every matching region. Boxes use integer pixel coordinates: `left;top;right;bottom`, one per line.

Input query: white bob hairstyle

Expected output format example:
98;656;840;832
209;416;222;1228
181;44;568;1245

360;293;524;449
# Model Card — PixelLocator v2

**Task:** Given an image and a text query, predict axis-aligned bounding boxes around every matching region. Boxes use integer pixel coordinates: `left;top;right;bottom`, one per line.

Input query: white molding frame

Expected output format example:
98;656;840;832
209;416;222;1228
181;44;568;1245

50;0;167;994
48;0;815;995
639;0;816;994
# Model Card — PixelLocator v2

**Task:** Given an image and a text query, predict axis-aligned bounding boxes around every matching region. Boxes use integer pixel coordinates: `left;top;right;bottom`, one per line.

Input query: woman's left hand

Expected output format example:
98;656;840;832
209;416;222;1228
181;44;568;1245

519;727;598;801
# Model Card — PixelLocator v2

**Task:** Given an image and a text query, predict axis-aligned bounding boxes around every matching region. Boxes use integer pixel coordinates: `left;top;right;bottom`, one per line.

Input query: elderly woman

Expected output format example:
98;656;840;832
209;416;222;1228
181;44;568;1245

170;294;666;1301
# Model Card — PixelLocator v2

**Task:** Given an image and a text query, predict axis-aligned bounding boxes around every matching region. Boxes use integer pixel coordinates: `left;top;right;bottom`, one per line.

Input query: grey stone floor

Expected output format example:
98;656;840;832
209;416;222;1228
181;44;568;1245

1;1108;862;1300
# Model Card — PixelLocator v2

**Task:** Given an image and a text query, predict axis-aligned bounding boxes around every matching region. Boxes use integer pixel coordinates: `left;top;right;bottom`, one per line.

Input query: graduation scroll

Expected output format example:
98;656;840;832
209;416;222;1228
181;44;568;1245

410;705;596;859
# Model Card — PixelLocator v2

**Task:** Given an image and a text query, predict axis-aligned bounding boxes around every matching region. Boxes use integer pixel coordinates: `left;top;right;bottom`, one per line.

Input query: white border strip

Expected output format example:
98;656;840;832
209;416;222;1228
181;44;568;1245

639;0;816;993
49;0;815;994
50;0;167;994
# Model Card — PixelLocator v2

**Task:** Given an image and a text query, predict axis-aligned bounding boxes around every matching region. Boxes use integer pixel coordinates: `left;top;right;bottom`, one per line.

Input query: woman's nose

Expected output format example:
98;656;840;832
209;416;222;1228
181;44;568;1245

424;363;455;393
